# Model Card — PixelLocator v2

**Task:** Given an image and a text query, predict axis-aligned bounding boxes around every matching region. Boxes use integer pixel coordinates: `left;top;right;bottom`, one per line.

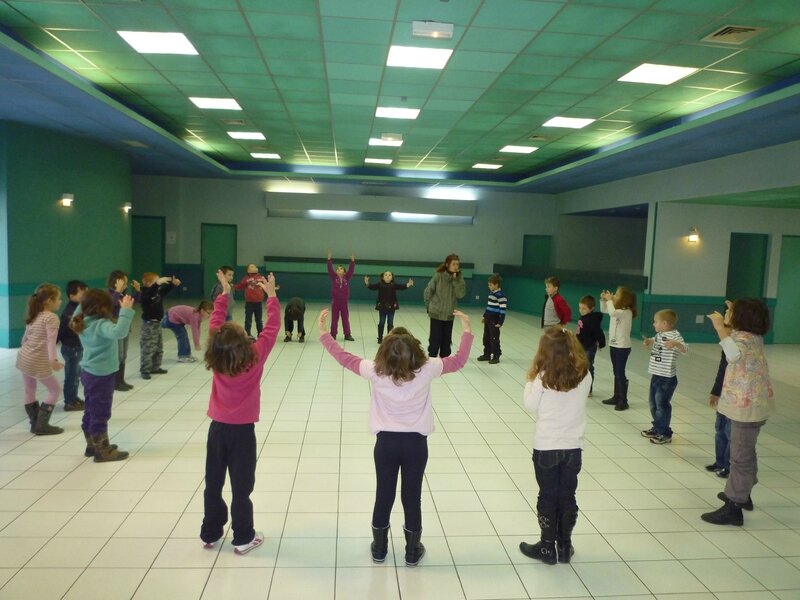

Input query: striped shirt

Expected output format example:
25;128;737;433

647;329;687;377
484;289;507;325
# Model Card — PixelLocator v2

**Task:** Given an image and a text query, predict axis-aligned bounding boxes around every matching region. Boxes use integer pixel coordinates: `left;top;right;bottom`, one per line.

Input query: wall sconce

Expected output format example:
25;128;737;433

60;194;74;207
122;202;132;214
687;227;700;243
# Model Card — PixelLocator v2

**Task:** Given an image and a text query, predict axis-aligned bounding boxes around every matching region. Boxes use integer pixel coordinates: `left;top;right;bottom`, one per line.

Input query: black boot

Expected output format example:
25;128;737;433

701;500;743;526
371;525;389;563
24;402;40;433
403;527;425;567
602;377;619;405
115;364;134;392
33;403;63;436
556;510;578;563
717;491;753;511
519;512;557;565
615;378;629;411
83;431;118;458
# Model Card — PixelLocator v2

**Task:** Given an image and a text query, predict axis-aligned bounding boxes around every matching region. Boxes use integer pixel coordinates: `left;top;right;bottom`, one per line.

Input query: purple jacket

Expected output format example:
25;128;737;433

328;259;355;303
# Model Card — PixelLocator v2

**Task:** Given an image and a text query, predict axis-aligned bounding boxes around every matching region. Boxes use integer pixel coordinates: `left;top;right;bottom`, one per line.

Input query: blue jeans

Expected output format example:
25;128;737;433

161;316;190;357
715;412;731;469
533;449;582;515
60;344;83;405
377;309;395;338
648;375;677;436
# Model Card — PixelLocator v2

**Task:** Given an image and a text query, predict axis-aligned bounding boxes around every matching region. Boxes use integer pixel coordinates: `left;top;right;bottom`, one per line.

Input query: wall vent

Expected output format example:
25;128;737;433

701;25;765;45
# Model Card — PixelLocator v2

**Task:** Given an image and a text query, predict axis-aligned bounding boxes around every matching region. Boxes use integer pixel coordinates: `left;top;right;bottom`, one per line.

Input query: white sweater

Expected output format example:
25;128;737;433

600;299;633;348
523;373;591;450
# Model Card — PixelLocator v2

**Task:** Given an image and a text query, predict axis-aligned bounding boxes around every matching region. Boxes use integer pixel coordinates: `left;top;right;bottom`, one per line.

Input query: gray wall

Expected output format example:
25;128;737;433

554;214;647;274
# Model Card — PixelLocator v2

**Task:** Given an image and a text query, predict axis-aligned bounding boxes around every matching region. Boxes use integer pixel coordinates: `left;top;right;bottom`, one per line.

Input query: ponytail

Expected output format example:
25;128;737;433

25;283;60;325
70;313;87;334
70;288;113;334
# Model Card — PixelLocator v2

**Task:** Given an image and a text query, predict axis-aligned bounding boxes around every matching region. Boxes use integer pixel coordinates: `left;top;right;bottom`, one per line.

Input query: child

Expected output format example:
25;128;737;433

327;251;355;341
600;286;637;411
423;253;465;358
139;273;179;379
107;270;140;392
284;297;306;343
17;284;64;435
211;265;235;322
162;301;213;362
705;349;731;477
541;276;571;328
58;280;88;411
201;270;279;554
364;271;414;343
477;273;507;364
318;307;473;567
641;310;687;444
576;295;605;396
71;289;135;461
234;264;267;338
520;327;590;565
702;299;772;526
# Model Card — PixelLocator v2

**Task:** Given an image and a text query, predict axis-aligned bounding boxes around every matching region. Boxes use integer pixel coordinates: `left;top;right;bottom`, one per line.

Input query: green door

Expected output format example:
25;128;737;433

773;235;800;343
725;233;768;300
131;216;165;280
523;235;552;268
201;224;237;298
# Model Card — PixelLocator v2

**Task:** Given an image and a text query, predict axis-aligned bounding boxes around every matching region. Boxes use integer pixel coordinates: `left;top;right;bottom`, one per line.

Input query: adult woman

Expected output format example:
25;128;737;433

423;254;465;357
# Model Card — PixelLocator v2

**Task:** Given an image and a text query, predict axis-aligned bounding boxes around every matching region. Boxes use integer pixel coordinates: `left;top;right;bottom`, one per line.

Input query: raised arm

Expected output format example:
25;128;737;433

317;308;363;374
441;310;473;374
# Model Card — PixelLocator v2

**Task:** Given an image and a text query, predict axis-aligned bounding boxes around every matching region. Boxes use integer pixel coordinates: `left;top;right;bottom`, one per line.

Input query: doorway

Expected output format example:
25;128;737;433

725;233;768;300
201;224;237;297
132;216;165;279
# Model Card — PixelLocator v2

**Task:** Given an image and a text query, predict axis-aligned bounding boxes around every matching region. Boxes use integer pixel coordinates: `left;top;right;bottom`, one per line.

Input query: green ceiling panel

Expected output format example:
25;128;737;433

0;4;33;26
472;0;564;31
380;83;435;99
247;13;320;40
532;91;586;108
448;50;516;73
8;1;102;28
111;69;171;85
258;38;324;62
144;55;210;72
274;77;328;92
459;27;536;53
646;86;713;102
437;70;499;88
470;100;523;114
328;79;380;95
324;42;386;66
573;95;629;111
428;86;485;102
218;72;274;89
377;95;426;108
47;52;99;70
10;27;61;52
193;35;261;58
565;58;635;80
416;107;471;123
382;67;440;86
729;0;800;21
330;93;377;107
319;0;396;20
716;50;799;74
269;60;325;78
758;26;800;54
87;52;152;71
509;54;578;76
327;62;382;82
683;70;749;90
545;5;639;36
494;73;554;92
174;10;250;35
652;0;745;15
523;32;605;58
170;0;240;9
767;58;800;78
589;37;669;62
50;30;129;53
164;70;222;86
546;76;608;95
205;55;268;76
652;44;739;69
91;4;175;30
322;17;393;44
618;12;716;42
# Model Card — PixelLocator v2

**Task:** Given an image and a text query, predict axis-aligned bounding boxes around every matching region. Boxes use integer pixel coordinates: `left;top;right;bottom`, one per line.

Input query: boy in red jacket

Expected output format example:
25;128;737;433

542;276;571;328
234;264;266;338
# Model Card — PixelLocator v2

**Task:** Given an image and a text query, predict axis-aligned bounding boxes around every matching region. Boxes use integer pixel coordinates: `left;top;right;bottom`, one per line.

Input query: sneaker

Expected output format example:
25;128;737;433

705;462;722;472
64;399;85;411
717;491;753;511
477;355;490;361
716;468;730;479
489;357;500;364
344;335;355;341
233;532;264;555
202;536;222;549
178;356;197;363
641;428;658;438
141;372;151;380
650;434;672;444
151;368;168;375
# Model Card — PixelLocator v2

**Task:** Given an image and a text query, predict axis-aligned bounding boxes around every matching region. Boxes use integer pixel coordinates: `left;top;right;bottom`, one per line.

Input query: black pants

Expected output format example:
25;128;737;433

373;431;428;532
244;301;263;337
428;318;454;358
533;448;582;515
482;315;501;358
610;346;631;379
201;421;257;546
284;315;305;336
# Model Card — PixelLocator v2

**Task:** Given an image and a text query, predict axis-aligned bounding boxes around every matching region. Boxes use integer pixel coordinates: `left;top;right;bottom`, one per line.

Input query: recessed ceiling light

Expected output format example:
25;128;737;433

472;163;502;169
365;158;393;164
228;131;265;140
376;107;420;119
117;31;197;55
387;45;453;69
618;63;699;85
190;97;242;110
369;138;403;147
543;117;595;129
500;145;538;154
251;152;280;159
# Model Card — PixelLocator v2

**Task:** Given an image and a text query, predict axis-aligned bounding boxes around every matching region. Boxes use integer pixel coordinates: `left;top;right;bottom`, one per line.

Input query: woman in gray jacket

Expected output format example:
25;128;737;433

423;254;466;357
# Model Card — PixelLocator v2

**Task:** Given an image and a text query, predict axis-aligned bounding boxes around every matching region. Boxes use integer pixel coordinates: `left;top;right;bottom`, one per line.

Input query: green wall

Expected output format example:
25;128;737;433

0;122;132;347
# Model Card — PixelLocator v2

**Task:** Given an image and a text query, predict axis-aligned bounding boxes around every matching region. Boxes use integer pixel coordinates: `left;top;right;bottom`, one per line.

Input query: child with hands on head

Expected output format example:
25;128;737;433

327;250;356;341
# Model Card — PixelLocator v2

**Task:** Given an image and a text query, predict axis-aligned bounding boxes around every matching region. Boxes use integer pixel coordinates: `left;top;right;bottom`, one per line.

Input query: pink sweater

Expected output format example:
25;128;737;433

320;331;473;434
206;295;280;424
167;305;204;350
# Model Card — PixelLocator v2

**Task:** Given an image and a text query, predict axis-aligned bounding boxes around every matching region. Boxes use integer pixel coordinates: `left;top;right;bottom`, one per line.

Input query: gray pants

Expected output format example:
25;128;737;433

724;419;766;504
140;321;163;374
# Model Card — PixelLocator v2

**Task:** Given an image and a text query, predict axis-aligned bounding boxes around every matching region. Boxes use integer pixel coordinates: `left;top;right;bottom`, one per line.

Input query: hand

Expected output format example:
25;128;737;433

156;276;171;285
129;280;140;292
216;270;231;295
49;359;64;371
453;309;471;333
350;253;355;261
120;295;134;309
258;273;277;297
407;278;414;287
707;311;725;331
708;394;719;407
327;250;332;260
172;276;181;286
364;275;369;285
317;308;329;334
495;324;501;328
664;339;680;350
643;337;653;347
451;271;459;279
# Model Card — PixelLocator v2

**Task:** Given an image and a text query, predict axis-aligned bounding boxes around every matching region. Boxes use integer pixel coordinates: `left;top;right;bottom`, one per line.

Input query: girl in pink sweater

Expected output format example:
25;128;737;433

318;308;473;567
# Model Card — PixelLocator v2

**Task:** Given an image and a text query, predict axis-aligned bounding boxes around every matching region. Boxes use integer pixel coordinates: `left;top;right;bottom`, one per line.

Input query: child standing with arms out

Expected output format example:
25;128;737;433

162;301;213;362
702;299;772;526
284;297;306;343
17;284;64;435
58;280;87;411
477;273;507;364
201;270;280;554
600;286;637;411
641;310;687;444
706;349;731;478
139;273;179;379
234;264;266;337
328;251;355;341
318;308;473;566
71;290;135;461
424;253;465;358
576;295;605;396
211;266;235;322
520;327;590;565
364;271;414;343
107;270;140;392
542;276;571;328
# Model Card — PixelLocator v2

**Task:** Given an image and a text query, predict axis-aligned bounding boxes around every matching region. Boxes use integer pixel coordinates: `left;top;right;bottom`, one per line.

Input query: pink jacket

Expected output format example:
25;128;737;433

320;331;474;434
167;305;204;350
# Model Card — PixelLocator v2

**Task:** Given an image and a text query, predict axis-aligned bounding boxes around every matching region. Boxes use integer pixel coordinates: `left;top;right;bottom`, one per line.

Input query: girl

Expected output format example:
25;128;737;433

600;286;637;411
71;289;135;461
107;270;140;392
162;300;213;362
327;251;355;340
201;270;279;555
17;284;64;435
702;298;772;526
364;271;414;343
520;327;591;565
423;254;465;357
318;308;472;567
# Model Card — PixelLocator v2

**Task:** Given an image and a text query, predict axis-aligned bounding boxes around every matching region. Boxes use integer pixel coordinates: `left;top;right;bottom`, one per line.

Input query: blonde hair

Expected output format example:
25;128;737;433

655;309;677;328
141;272;158;286
25;284;60;325
527;327;588;392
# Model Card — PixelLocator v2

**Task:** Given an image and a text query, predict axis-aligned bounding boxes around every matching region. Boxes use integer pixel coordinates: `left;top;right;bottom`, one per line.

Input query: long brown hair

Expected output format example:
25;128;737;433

205;323;258;377
435;254;460;273
527;327;589;392
373;327;428;384
70;289;114;334
25;283;60;325
614;286;638;318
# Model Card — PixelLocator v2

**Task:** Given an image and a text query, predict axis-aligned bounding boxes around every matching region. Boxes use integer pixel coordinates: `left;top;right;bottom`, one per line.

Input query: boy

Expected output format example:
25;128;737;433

140;273;179;379
284;297;306;342
478;274;507;364
576;295;605;396
641;309;687;444
58;280;88;411
234;264;266;338
542;276;571;328
211;265;235;322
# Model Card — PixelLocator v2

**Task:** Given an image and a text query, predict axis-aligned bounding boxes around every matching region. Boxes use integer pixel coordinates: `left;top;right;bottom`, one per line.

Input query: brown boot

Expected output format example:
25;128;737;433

83;432;118;457
91;432;128;462
33;403;63;435
24;402;40;433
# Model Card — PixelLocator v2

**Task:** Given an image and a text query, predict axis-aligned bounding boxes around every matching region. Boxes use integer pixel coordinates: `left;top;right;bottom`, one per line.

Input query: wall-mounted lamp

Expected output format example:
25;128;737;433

60;193;74;207
687;227;700;243
122;202;132;214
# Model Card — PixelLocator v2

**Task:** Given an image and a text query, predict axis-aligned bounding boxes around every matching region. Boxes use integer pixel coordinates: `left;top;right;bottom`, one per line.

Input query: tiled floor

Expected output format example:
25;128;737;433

0;303;798;599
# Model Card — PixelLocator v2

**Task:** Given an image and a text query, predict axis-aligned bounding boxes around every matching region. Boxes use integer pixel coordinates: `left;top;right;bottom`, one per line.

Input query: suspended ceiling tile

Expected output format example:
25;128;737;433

545;4;640;36
524;32;605;57
328;79;380;95
240;0;318;15
590;37;670;62
45;50;97;70
618;11;718;42
472;0;564;31
428;86;485;102
459;27;537;53
91;3;177;30
110;69;171;85
145;55;209;72
269;60;325;78
319;0;395;20
258;38;324;62
274;77;327;93
714;50;800;73
87;52;152;70
380;82;435;98
321;16;393;44
218;72;274;88
448;50;516;73
193;35;261;58
652;44;740;69
170;0;240;9
7;1;103;28
652;0;747;15
326;62;382;82
508;53;578;75
330;93;376;107
729;0;800;21
205;55;268;76
247;12;320;40
684;70;750;89
546;76;609;95
754;25;800;54
48;29;130;53
173;9;249;35
493;72;554;92
438;69;499;88
324;41;385;66
564;57;635;80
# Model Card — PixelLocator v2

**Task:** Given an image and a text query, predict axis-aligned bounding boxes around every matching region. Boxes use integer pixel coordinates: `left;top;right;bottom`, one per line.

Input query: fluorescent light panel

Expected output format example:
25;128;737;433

117;31;197;55
369;138;403;147
190;97;241;110
391;212;438;222
251;152;280;159
543;117;595;129
228;131;265;140
618;63;699;85
308;210;359;220
500;145;538;154
472;163;502;169
412;21;454;39
424;187;477;201
387;45;453;69
376;106;420;119
365;158;393;164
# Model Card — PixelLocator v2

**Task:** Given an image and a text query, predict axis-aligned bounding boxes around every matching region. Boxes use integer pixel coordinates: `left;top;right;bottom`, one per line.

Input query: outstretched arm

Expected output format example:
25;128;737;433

441;311;473;374
318;308;363;375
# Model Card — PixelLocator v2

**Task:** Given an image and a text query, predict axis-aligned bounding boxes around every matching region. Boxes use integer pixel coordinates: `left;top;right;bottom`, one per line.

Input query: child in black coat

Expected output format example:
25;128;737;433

576;295;605;396
364;271;414;343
